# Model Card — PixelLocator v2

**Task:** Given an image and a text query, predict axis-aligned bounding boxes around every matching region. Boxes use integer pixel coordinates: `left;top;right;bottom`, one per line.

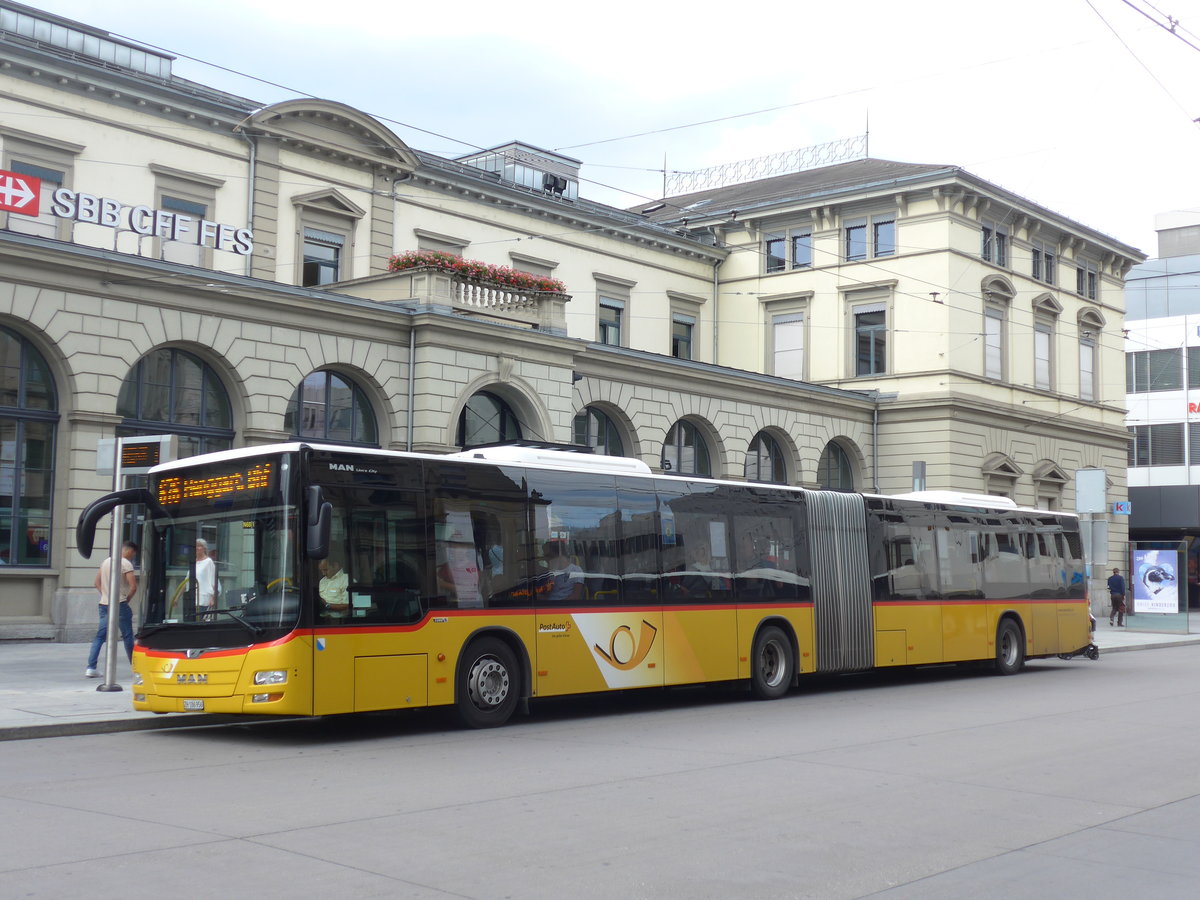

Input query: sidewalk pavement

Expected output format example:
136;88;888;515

2;620;1198;741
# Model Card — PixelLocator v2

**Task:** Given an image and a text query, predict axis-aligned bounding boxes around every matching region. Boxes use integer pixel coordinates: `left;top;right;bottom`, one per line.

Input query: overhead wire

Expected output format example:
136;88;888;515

9;14;1147;370
1089;0;1200;121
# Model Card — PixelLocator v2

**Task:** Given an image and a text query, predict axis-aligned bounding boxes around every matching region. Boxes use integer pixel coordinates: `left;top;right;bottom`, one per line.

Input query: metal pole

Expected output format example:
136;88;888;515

98;442;124;692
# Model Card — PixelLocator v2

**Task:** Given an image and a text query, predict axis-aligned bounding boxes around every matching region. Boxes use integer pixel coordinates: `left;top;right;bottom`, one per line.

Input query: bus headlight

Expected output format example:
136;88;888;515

132;672;143;685
254;670;288;685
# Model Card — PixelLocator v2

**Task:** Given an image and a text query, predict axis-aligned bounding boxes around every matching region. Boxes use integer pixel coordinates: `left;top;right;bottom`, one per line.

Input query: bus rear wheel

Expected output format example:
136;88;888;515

994;619;1025;676
750;625;793;700
457;637;520;728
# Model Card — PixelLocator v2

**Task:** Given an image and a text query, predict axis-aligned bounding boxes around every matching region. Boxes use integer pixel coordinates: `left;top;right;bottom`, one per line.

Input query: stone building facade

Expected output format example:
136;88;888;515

0;1;1141;638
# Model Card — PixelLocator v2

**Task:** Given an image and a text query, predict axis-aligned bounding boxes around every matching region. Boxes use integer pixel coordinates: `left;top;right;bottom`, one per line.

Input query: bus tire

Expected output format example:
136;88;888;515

750;625;793;700
457;636;520;728
994;619;1024;676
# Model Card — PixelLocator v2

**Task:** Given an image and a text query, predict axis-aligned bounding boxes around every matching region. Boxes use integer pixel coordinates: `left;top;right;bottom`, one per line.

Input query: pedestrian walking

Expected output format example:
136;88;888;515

1108;567;1127;627
86;540;137;677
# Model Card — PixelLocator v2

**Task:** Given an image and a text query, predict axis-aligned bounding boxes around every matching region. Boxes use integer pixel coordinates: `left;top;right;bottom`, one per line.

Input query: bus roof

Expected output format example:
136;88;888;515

447;445;652;474
147;445;1073;519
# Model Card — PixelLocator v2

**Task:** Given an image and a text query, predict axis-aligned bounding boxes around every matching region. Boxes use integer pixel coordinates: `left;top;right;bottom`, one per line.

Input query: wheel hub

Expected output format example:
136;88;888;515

469;657;509;708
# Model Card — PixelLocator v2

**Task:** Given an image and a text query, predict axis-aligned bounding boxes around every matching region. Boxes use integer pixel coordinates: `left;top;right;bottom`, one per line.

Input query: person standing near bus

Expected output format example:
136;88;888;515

1108;567;1127;626
195;539;217;610
86;540;137;677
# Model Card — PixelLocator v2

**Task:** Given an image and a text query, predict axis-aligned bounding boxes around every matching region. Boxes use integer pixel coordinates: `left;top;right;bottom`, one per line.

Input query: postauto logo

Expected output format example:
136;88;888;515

593;620;659;671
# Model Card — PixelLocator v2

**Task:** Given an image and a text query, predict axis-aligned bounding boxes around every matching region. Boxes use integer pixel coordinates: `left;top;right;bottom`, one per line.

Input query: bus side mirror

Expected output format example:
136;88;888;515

76;487;156;559
306;485;332;559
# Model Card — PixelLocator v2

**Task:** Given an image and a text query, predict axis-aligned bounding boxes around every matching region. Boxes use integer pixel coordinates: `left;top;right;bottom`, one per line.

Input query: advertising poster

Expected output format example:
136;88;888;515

1131;549;1181;614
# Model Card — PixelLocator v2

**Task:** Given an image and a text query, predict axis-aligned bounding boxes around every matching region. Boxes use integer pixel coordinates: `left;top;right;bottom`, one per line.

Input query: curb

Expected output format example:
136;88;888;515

1098;639;1200;654
0;713;279;742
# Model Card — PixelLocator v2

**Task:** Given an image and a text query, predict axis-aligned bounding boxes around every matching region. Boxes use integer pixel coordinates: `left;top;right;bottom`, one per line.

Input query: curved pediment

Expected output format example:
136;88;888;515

1078;306;1106;330
981;275;1015;302
238;99;420;174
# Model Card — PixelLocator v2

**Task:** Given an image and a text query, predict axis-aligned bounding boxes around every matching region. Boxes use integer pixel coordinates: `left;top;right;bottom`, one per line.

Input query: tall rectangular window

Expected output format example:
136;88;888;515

984;307;1004;380
302;228;343;286
845;219;868;261
599;299;623;346
981;221;1009;266
1032;240;1056;285
790;231;812;268
772;313;805;380
1075;260;1098;299
671;314;694;360
1034;322;1052;390
1079;338;1096;401
854;305;887;376
765;233;786;273
873;218;895;256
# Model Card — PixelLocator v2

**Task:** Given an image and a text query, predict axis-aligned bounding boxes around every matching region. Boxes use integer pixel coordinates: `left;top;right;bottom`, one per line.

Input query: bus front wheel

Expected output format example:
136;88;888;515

750;625;793;700
457;637;520;728
994;619;1025;676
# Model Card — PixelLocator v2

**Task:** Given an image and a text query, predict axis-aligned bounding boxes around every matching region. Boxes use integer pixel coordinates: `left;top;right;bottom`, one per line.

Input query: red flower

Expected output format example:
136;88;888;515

388;250;565;294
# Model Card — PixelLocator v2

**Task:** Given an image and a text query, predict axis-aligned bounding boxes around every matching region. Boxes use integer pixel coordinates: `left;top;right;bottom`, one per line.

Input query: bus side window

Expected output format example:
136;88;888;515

526;469;620;606
431;506;482;609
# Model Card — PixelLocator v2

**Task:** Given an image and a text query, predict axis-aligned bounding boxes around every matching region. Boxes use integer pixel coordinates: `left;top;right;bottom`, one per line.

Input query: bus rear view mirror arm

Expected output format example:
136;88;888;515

306;485;332;560
76;487;157;559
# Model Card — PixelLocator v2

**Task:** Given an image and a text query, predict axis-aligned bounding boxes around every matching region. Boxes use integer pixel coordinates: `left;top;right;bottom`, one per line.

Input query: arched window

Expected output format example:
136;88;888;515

816;441;854;492
663;420;711;477
0;327;57;565
117;348;232;458
573;406;624;456
284;370;378;445
457;391;521;448
745;431;786;483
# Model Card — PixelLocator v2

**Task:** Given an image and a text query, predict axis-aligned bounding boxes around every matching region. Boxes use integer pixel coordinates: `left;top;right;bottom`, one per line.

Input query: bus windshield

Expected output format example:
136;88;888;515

139;453;301;646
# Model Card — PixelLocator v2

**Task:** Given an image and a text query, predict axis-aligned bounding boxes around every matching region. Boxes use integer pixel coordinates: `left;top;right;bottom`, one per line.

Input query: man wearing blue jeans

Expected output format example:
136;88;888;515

86;540;138;677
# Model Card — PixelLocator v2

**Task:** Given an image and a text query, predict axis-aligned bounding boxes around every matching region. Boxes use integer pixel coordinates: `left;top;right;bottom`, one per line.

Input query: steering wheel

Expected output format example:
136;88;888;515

265;577;296;591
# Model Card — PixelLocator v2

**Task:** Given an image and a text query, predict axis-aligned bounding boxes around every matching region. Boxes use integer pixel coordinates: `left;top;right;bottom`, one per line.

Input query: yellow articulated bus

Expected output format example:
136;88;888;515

76;442;1094;728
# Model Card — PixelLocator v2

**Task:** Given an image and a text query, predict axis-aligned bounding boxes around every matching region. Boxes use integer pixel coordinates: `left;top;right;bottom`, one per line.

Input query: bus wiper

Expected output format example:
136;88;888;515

193;607;264;638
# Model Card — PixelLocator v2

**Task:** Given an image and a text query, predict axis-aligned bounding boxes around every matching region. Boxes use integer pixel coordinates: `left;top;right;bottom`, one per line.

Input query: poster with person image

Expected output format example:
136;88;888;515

1131;548;1181;614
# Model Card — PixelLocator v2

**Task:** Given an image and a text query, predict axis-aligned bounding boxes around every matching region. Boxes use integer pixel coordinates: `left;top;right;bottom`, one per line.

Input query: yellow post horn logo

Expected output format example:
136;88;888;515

594;619;658;670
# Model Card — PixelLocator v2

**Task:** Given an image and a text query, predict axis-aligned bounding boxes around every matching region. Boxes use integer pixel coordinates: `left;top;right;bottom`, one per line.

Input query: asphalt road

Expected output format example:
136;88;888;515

3;648;1199;899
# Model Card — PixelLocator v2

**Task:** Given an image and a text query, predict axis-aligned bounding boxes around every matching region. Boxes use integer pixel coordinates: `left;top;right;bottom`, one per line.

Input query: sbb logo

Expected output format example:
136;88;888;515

0;169;42;215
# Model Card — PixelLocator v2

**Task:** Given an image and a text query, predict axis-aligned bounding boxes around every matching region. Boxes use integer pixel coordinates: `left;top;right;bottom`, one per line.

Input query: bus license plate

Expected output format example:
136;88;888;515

183;699;204;711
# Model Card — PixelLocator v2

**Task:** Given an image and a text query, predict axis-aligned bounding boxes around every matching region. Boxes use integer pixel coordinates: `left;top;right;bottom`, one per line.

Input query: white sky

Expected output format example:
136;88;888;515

22;0;1200;254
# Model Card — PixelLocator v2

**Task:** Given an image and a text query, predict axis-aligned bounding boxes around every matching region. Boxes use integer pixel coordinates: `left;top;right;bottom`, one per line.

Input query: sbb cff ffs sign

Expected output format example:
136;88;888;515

0;167;254;255
0;168;42;215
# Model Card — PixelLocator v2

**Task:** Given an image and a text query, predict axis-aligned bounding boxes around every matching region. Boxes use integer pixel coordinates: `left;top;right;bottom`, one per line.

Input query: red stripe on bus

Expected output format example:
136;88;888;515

137;631;298;659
